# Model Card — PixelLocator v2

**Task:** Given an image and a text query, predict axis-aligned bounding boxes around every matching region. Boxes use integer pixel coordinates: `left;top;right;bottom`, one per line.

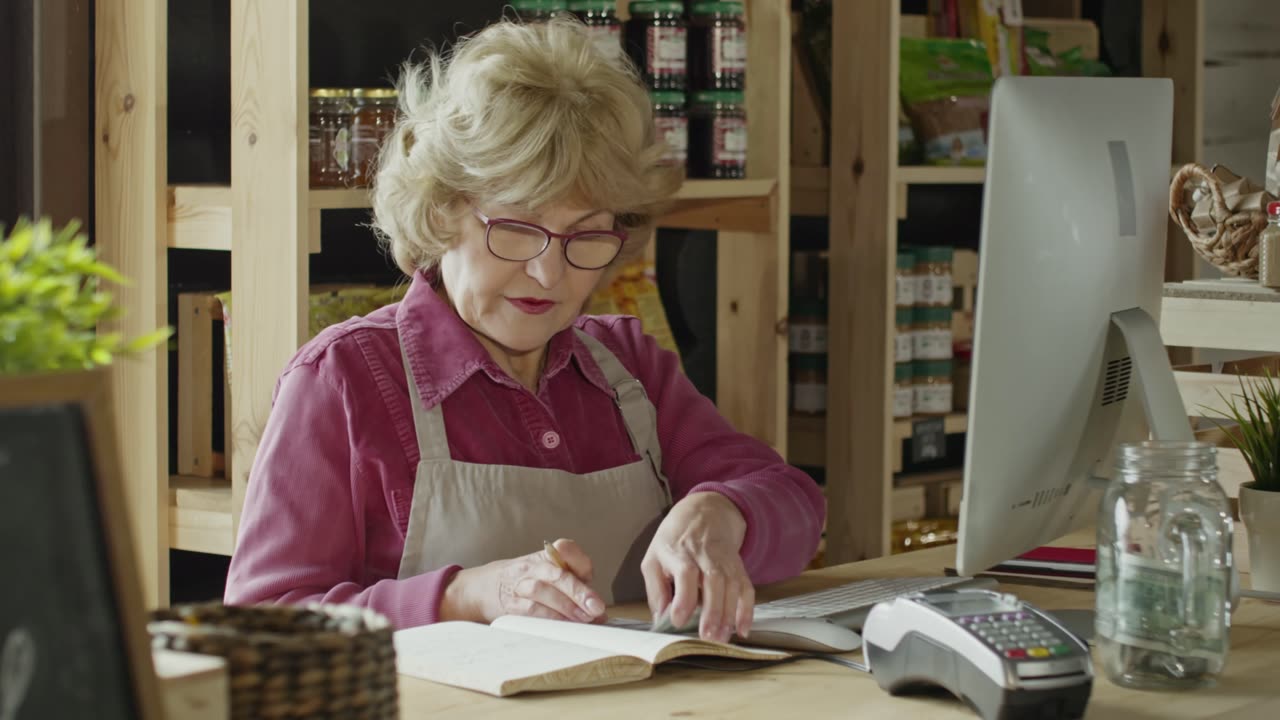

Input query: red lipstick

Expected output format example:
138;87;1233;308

507;297;556;315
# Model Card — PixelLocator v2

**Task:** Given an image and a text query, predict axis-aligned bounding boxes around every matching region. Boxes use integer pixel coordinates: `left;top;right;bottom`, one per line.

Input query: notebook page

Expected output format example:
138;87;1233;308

394;621;649;697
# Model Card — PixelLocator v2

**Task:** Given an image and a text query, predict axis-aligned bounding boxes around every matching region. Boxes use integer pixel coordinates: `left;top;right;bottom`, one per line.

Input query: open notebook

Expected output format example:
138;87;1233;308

394;616;790;697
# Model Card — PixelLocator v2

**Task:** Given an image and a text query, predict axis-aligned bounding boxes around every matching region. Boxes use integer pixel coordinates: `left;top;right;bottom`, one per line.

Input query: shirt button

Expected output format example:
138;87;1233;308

541;431;561;449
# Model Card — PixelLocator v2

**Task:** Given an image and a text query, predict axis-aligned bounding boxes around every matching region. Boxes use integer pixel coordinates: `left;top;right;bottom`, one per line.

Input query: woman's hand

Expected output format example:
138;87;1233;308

441;539;607;624
641;492;752;643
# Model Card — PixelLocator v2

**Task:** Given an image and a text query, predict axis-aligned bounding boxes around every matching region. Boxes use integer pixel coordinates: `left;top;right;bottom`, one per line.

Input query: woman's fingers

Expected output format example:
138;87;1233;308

699;567;728;642
641;554;672;622
551;538;595;584
735;578;756;639
667;556;701;630
519;569;597;623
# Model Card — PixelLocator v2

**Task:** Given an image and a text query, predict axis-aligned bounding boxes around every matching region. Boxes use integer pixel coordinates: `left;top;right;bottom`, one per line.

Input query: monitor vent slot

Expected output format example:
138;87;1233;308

1031;485;1069;509
1101;357;1132;407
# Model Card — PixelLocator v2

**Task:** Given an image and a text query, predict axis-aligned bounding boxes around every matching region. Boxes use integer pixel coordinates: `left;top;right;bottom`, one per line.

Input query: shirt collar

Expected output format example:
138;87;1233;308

395;270;614;409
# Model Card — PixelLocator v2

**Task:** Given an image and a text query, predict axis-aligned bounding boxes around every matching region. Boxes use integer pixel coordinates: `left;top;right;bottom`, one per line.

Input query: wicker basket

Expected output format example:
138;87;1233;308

148;602;398;720
1170;163;1278;279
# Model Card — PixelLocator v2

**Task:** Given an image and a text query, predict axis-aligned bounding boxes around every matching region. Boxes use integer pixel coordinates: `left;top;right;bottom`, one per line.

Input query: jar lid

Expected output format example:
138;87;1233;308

915;246;955;263
916;306;953;323
692;90;746;105
691;1;745;15
353;87;398;99
650;90;687;106
513;0;567;10
915;359;953;376
1269;201;1280;216
309;88;352;97
896;307;913;325
895;362;913;382
897;251;916;270
792;354;828;371
568;0;616;9
629;1;685;14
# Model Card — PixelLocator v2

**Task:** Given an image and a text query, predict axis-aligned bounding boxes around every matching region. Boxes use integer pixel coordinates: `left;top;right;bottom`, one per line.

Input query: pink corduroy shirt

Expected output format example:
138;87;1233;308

224;271;826;629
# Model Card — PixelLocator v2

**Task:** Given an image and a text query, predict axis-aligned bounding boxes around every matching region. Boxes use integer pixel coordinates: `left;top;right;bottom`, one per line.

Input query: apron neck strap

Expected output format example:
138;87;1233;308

399;340;452;462
573;329;672;505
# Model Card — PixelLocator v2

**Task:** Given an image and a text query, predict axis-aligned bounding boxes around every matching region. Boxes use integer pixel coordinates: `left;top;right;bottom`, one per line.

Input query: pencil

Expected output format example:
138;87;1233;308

543;540;569;571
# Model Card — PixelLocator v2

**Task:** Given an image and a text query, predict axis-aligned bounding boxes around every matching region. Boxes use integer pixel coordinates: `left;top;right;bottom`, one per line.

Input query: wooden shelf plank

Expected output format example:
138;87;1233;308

892;413;969;444
788;412;969;471
169;185;233;251
1162;281;1280;353
309;187;374;210
169;475;232;556
895;165;987;184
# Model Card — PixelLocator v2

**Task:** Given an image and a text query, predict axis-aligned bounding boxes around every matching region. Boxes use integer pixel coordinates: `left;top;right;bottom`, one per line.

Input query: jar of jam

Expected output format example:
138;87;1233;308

569;0;622;58
893;362;913;419
626;2;688;90
894;307;913;364
688;90;746;178
914;245;954;307
688;2;746;91
513;0;568;22
652;90;688;170
895;250;917;307
913;360;953;416
349;87;398;188
309;88;353;188
791;354;827;415
911;306;952;360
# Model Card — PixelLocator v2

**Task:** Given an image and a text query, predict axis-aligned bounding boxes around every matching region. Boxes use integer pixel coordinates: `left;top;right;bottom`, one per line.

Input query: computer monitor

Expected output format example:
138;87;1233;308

956;76;1193;576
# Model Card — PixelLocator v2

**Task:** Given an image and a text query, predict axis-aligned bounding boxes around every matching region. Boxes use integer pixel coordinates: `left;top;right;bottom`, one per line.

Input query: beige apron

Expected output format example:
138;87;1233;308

396;328;672;604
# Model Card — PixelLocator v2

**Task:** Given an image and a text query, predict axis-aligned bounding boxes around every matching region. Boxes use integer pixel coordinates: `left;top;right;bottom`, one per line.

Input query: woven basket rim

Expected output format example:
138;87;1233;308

148;602;393;643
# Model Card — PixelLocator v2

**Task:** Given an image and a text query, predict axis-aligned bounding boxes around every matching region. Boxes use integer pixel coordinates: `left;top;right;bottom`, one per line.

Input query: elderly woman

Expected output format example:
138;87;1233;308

225;18;825;644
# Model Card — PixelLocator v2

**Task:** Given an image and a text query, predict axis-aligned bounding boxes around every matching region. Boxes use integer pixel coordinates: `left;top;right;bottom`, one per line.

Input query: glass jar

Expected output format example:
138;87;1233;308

626;2;688;90
912;360;952;416
912;306;953;360
651;90;688;170
789;299;827;354
896;250;917;307
308;88;354;188
569;0;622;58
688;90;747;178
915;246;954;307
791;354;827;415
688;1;746;91
349;88;398;188
892;362;913;419
1096;442;1233;691
894;307;913;364
1261;201;1280;288
513;0;568;22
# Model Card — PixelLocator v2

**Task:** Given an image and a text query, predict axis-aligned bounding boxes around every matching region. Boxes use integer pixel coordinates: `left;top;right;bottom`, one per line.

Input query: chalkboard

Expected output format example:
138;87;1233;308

0;371;161;720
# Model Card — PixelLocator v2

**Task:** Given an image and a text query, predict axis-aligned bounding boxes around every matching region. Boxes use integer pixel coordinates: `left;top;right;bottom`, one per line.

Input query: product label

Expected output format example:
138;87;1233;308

793;382;826;414
587;25;622;60
913;383;952;415
918;273;953;306
912;328;952;360
893;386;914;418
789;323;827;354
896;275;916;306
894;331;913;363
713;26;747;75
654;116;688;165
332;126;350;171
1096;551;1229;661
309;135;323;169
713;117;748;167
647;26;687;75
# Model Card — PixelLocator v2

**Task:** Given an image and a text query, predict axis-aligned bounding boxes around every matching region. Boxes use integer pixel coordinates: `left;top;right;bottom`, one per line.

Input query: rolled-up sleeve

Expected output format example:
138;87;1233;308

589;318;827;585
224;364;461;628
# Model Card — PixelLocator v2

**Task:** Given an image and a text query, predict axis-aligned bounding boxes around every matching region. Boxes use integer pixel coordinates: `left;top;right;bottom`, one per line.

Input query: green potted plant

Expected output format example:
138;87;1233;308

1210;370;1280;593
0;218;171;373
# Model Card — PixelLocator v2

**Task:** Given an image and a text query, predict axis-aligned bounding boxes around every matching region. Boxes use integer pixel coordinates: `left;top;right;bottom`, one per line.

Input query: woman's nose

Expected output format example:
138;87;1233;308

526;238;567;288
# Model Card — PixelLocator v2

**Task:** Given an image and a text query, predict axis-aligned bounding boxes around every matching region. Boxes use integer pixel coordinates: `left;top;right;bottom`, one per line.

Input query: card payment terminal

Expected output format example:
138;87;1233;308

862;589;1092;720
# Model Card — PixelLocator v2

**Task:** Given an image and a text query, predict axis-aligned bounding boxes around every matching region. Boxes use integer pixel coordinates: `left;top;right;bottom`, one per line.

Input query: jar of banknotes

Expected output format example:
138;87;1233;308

1095;441;1233;690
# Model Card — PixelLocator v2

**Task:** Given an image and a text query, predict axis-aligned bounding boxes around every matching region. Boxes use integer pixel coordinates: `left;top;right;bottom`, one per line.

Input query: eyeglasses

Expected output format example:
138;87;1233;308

473;208;627;271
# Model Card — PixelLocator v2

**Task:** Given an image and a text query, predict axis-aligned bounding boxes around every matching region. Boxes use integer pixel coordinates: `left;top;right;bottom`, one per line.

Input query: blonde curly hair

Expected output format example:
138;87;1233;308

371;17;682;276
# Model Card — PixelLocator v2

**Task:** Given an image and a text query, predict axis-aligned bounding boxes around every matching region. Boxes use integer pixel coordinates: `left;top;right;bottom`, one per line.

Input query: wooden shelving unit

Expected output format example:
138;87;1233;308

98;0;792;605
807;3;1205;565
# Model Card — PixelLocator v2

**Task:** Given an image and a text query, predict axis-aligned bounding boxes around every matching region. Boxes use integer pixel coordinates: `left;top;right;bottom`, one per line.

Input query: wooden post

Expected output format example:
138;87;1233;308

95;0;169;607
716;0;790;453
825;3;898;564
1143;0;1203;286
230;0;310;545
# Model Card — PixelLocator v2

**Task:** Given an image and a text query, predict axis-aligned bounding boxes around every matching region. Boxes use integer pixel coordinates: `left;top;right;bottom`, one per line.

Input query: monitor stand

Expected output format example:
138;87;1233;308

1050;307;1193;641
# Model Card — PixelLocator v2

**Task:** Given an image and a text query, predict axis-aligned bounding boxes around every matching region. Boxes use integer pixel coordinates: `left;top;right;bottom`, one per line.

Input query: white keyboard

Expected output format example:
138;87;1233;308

753;575;995;628
607;575;995;633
